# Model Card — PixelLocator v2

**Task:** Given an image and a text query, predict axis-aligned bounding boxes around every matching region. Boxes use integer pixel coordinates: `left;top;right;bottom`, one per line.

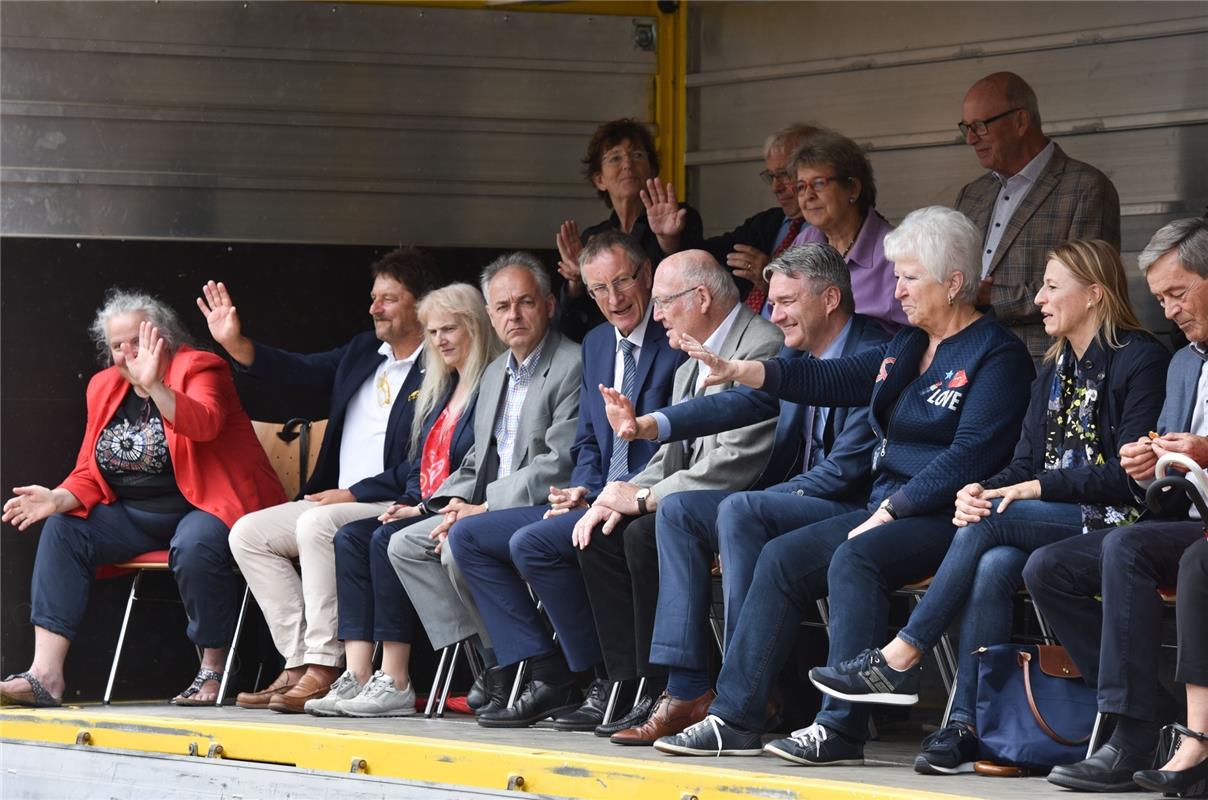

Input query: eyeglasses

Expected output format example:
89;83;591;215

957;108;1022;138
602;149;649;168
376;372;392;407
758;169;792;186
652;285;700;310
796;176;846;194
586;267;641;301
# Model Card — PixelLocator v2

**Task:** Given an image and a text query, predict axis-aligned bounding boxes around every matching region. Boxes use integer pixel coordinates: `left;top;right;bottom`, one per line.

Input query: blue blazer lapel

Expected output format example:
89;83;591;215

632;319;663;396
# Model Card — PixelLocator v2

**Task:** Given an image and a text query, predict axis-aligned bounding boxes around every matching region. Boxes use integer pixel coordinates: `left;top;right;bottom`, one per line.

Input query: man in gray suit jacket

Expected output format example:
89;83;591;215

955;71;1120;361
568;250;783;739
1025;218;1208;792
386;253;581;682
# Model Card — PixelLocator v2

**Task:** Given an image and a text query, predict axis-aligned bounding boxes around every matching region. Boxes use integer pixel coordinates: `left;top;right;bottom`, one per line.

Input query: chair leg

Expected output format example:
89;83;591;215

1087;711;1107;758
436;642;461;717
425;646;452;718
632;676;647;711
602;680;621;726
104;570;143;705
507;660;527;709
217;584;250;707
940;676;958;728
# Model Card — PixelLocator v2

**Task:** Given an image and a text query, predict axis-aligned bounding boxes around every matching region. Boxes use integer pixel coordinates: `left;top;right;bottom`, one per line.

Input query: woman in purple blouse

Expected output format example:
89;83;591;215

791;130;908;331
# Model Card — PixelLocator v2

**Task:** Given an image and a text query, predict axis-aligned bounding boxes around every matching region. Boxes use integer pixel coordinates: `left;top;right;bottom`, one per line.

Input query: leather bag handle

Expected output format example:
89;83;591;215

1018;650;1091;746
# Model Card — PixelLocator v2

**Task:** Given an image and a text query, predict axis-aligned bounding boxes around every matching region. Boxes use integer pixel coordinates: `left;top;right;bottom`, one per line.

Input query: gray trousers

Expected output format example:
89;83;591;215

387;514;491;651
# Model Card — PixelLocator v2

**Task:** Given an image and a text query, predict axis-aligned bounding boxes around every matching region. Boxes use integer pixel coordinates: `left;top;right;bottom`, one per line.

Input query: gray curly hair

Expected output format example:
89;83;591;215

89;288;195;365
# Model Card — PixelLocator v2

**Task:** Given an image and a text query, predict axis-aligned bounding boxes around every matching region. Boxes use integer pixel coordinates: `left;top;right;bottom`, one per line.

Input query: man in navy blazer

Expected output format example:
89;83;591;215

195;246;439;713
598;243;888;744
1025;218;1208;792
448;230;683;727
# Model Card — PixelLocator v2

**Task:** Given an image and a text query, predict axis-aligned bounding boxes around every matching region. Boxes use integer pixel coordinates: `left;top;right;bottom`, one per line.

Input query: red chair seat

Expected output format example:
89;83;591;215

96;549;170;580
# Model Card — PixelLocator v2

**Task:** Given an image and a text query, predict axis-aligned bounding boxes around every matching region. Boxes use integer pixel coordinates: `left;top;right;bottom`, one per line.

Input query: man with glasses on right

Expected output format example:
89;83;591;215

955;71;1119;361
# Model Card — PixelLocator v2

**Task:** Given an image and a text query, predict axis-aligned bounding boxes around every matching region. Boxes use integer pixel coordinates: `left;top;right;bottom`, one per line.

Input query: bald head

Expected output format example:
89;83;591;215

651;250;740;349
961;72;1048;176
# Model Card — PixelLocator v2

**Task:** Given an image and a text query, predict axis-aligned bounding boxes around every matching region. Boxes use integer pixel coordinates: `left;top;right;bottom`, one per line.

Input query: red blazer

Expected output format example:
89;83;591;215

59;347;286;528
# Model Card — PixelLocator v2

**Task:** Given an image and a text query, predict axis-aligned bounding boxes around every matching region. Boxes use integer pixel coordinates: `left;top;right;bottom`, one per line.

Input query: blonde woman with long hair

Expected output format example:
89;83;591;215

316;283;501;718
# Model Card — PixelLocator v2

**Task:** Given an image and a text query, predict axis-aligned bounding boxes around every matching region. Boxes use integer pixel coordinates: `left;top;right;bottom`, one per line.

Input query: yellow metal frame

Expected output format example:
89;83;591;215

348;0;688;198
1;709;975;800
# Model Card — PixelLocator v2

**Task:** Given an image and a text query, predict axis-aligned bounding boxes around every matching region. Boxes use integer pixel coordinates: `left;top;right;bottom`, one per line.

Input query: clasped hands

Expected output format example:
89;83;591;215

428;498;487;554
570;481;643;550
951;480;1041;527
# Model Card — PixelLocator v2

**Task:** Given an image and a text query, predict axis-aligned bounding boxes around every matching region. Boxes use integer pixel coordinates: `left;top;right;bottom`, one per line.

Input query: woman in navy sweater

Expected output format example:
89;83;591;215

809;239;1169;774
651;206;1035;762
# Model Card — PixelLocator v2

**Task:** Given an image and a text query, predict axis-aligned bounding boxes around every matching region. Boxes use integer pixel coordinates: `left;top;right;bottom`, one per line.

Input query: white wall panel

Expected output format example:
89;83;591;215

0;1;659;246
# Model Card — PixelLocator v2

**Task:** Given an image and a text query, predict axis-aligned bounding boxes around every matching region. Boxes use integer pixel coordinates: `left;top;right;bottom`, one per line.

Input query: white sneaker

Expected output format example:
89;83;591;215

303;669;364;717
337;671;417;718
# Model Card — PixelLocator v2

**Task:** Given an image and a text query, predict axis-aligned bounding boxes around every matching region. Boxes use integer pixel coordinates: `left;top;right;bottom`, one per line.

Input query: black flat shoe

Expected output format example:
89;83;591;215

1048;743;1154;792
553;679;611;732
477;679;581;728
596;692;656;737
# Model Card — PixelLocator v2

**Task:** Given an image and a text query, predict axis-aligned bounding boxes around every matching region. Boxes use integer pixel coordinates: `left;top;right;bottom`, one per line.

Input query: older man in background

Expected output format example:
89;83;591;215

955;71;1120;360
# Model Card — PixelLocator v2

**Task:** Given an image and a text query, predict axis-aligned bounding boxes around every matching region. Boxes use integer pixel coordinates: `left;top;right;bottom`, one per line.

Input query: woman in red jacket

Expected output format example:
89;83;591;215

0;289;285;707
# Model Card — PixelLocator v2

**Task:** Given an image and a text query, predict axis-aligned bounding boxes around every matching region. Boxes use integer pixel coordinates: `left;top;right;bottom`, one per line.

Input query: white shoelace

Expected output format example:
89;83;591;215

788;722;829;755
330;670;360;695
358;671;396;699
681;714;728;755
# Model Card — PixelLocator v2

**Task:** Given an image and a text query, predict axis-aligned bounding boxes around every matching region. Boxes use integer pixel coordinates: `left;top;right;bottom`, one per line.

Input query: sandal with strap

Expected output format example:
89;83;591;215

0;671;62;708
170;668;224;706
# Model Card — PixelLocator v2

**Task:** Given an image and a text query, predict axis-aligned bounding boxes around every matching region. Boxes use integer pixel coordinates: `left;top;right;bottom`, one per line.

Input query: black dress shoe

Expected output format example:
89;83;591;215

1133;758;1208;797
474;663;519;717
477;679;581;728
466;672;487;711
553;679;612;732
595;692;655;737
1048;744;1154;792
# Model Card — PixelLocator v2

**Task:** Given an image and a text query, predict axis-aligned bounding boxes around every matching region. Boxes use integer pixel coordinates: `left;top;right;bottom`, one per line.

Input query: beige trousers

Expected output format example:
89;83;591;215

229;499;390;668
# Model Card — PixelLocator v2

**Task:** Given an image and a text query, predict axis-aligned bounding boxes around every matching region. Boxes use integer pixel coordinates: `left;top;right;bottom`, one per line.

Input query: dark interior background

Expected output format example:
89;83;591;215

0;235;552;702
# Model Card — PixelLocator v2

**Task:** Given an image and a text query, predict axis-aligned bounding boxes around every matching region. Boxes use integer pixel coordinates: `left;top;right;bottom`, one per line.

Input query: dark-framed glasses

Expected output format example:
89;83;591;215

957;108;1022;138
758;168;791;186
586;267;642;301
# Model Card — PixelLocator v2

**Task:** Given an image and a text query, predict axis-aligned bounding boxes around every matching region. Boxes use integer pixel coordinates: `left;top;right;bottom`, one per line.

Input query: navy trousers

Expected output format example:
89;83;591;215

31;501;237;647
449;506;602;671
649;489;859;673
1177;537;1208;686
1025;520;1205;721
709;509;955;737
333;515;424;643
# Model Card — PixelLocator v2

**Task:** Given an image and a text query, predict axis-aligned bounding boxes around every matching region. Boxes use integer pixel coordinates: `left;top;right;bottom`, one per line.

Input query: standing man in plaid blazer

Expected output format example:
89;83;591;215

955;71;1120;361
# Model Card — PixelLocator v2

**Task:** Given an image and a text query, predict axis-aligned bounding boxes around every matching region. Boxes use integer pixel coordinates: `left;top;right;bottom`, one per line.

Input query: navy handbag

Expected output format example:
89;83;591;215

974;643;1097;771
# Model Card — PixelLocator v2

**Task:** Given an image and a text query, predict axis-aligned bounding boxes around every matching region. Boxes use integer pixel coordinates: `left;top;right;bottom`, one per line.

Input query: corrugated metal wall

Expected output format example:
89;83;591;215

686;1;1208;330
0;1;657;248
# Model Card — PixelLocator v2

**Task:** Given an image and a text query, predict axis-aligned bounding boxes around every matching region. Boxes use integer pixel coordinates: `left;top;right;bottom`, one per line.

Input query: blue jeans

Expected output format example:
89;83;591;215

649;489;858;673
31;501;236;647
710;509;956;737
333;515;425;643
895;498;1083;725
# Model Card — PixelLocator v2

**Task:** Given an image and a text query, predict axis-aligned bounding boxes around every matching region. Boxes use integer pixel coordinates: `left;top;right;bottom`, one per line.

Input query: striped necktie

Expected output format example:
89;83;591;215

606;338;638;483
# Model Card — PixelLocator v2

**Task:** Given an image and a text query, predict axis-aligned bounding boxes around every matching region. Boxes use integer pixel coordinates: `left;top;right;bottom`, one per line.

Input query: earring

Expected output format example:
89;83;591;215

849;197;856;204
948;294;955;306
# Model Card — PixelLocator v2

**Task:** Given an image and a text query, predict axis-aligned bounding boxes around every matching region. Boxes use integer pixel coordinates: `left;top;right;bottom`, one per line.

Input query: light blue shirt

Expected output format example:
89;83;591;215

807;316;854;465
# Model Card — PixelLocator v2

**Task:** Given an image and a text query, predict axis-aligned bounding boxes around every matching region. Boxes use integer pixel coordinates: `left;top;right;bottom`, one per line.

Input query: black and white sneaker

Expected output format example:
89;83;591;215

914;722;979;774
808;648;920;705
653;714;763;757
764;722;865;766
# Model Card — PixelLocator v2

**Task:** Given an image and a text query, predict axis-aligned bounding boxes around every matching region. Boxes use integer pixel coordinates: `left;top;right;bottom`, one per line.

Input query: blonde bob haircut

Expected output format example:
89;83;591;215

1043;239;1145;364
408;282;503;458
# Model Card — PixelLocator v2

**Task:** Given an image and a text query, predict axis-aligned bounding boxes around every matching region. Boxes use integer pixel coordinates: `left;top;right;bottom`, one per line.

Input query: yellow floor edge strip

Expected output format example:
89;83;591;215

1;708;975;800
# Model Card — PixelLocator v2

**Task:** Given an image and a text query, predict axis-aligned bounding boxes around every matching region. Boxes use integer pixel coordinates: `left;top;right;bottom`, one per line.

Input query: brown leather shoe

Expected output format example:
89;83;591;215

610;689;715;746
267;665;343;714
235;670;297;710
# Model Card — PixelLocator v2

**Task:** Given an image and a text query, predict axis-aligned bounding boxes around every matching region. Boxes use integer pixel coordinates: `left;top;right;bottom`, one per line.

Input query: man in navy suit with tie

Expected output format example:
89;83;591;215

598;243;888;744
448;230;684;727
